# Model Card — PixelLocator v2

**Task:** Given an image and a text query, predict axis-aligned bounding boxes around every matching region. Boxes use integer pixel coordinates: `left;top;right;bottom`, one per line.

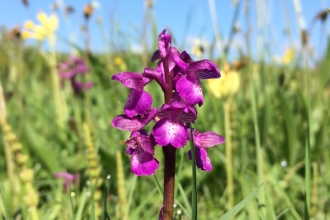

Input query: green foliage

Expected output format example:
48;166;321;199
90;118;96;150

0;4;330;220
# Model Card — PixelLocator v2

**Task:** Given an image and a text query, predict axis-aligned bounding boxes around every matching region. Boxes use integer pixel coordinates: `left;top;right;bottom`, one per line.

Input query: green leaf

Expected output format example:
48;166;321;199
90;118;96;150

218;183;264;220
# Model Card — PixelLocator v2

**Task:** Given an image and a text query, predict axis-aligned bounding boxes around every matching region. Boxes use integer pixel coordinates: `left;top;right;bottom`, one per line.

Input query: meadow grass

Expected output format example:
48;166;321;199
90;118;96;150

0;2;330;220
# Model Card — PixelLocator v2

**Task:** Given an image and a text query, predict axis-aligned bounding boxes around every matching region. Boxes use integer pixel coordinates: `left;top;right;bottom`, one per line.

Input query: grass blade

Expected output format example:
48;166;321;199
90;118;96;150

304;61;311;219
0;184;9;220
189;124;198;220
218;183;264;220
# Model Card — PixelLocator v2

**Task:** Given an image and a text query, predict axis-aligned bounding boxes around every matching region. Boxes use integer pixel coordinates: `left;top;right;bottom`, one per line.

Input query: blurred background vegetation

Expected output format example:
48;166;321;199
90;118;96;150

0;0;330;219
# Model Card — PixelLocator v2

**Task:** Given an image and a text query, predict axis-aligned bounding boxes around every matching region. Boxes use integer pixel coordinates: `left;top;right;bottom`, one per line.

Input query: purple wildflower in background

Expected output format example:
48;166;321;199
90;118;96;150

58;55;93;95
111;29;225;176
53;171;80;192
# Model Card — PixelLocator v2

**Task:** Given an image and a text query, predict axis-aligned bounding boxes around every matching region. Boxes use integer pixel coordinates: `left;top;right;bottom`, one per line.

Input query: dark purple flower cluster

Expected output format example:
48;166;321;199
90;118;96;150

111;30;225;176
58;55;93;95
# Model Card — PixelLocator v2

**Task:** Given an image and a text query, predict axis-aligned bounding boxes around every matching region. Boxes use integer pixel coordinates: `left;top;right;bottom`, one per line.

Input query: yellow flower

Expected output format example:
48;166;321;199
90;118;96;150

114;57;123;65
114;57;127;71
23;11;58;41
206;63;240;99
282;48;295;64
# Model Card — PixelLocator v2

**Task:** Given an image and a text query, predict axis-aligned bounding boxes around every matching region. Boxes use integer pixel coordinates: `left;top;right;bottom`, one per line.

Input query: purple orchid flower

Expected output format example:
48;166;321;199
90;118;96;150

53;171;80;192
187;129;225;171
111;29;225;179
111;72;152;117
125;130;159;176
58;55;93;95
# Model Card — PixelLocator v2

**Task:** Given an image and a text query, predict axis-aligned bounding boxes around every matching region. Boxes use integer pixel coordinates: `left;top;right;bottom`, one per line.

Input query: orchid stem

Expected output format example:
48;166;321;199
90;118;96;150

162;147;176;220
162;55;176;220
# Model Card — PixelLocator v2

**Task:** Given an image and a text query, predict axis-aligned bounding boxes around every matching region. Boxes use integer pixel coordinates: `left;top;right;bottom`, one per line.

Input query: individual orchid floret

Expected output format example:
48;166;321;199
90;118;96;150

58;55;93;95
125;130;159;176
152;100;196;148
112;72;152;117
53;171;80;192
176;59;220;106
151;30;188;74
187;129;225;171
112;107;158;132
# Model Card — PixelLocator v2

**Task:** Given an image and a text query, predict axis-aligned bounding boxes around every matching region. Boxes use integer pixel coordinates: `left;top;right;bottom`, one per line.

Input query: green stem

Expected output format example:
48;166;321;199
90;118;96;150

49;37;65;129
189;124;198;220
250;63;266;218
304;61;311;219
224;99;234;210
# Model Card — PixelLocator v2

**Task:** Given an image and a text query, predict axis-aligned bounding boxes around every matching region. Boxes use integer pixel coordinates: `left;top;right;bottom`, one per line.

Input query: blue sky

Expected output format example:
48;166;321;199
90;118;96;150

1;0;330;61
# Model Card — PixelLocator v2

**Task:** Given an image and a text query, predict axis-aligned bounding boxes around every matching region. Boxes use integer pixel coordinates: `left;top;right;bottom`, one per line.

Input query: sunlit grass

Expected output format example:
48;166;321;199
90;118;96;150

0;1;329;219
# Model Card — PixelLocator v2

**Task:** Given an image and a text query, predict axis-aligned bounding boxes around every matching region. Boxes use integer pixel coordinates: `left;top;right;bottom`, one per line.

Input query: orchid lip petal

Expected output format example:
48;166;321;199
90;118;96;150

131;149;159;176
152;118;187;148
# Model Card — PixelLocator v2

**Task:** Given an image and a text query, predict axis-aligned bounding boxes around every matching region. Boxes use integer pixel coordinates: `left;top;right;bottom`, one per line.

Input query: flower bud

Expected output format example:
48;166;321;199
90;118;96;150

20;168;34;183
16;153;29;166
11;143;22;153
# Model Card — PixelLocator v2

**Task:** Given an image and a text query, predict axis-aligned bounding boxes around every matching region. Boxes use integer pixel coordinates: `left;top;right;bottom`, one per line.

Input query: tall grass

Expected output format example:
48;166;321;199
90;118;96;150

0;1;329;219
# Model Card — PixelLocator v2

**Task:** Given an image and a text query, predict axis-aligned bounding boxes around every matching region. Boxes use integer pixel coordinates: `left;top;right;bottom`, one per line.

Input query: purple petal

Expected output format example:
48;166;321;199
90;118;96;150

126;145;135;155
53;172;77;181
76;64;90;74
180;105;197;123
124;89;152;117
151;50;161;62
176;75;204;106
58;62;71;70
193;130;225;148
72;81;93;93
59;70;76;79
126;131;156;155
180;51;194;64
152;118;187;148
126;132;138;152
158;29;171;58
111;107;158;131
159;206;164;220
139;135;156;155
69;54;84;64
111;72;145;90
187;60;220;79
53;172;79;192
188;148;212;171
131;149;159;176
143;68;169;91
171;47;188;72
